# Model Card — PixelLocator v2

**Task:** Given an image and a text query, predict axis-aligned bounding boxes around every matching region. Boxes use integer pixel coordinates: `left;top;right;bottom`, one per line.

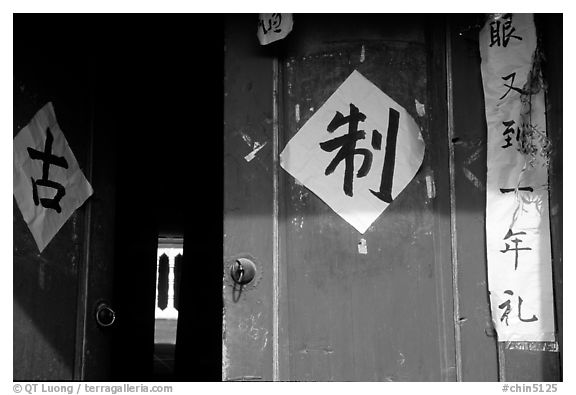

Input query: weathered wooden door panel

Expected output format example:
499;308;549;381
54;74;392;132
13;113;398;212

278;15;455;381
222;15;275;381
448;15;500;381
13;20;95;380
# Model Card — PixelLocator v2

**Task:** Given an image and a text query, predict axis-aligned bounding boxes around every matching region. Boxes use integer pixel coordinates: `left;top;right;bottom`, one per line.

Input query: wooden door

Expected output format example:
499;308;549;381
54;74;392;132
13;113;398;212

223;14;456;381
13;18;100;381
13;15;225;381
12;17;155;380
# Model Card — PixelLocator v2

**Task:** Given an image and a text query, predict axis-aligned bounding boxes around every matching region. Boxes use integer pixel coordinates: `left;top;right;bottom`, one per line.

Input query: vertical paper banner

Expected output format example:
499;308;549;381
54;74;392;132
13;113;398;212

480;14;556;342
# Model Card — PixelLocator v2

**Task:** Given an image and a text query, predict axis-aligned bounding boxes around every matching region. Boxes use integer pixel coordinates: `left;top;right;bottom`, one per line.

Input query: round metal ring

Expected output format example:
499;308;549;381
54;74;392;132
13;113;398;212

95;303;116;328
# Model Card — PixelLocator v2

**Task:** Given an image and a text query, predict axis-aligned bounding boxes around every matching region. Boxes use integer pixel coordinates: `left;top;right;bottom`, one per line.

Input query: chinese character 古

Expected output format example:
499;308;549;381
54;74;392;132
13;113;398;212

26;126;68;213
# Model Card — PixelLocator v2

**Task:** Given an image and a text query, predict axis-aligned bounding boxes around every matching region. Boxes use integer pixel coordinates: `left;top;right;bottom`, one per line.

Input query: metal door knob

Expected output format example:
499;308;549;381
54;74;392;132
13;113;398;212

230;258;256;285
95;302;116;328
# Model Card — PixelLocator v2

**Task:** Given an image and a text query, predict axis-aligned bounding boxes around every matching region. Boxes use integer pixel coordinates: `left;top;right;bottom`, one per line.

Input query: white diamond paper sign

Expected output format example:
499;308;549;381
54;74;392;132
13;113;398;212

280;70;425;233
13;102;93;252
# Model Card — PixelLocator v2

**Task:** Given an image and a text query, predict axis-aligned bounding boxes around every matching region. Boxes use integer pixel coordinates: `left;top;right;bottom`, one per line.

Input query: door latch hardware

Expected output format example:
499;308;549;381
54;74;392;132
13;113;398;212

95;302;116;328
230;258;257;285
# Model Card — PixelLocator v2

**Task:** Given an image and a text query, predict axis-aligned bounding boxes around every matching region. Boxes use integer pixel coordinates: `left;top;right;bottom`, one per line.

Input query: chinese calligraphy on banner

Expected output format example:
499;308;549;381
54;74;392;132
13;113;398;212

257;13;293;45
280;70;425;233
13;102;93;252
480;14;556;342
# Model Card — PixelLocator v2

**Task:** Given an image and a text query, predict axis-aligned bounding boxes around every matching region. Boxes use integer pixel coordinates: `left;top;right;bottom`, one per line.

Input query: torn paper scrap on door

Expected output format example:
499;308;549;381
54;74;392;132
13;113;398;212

257;13;293;45
13;102;93;253
280;70;425;233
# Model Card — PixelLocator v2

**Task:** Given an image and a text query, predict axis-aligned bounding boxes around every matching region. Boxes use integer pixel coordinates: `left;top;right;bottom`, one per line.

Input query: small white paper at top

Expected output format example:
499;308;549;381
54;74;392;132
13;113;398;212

13;102;93;252
280;70;425;233
257;13;293;45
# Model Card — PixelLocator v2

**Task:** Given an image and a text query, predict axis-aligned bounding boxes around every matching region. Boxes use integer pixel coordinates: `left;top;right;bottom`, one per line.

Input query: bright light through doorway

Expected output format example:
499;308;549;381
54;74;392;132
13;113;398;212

153;237;182;378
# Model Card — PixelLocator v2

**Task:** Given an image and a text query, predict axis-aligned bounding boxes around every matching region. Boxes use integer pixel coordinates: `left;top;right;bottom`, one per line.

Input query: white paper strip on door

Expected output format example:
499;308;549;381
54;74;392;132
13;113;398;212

479;13;556;342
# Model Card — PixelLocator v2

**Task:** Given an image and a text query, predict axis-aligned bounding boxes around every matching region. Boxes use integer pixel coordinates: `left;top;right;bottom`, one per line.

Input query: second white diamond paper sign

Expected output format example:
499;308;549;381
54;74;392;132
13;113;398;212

13;102;93;252
280;70;425;233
